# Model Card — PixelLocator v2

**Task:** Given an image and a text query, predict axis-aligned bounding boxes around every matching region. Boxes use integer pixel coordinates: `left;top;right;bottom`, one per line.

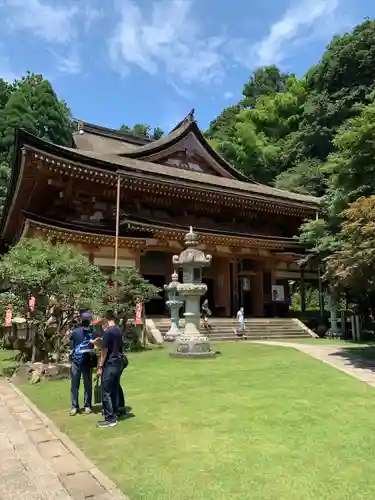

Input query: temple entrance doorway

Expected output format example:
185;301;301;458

140;251;170;316
143;274;166;316
201;277;215;313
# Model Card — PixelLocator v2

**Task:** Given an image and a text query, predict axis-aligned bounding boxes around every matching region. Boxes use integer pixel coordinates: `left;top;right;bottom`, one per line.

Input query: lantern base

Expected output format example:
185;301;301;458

169;337;217;359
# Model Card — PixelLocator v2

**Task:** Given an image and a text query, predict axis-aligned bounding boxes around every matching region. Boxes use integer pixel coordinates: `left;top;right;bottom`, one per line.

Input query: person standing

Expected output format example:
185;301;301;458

201;299;211;329
66;312;97;416
97;310;125;428
234;307;247;338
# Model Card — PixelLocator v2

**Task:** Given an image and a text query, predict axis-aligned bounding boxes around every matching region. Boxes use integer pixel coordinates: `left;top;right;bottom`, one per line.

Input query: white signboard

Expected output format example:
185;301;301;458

272;285;285;302
242;278;251;291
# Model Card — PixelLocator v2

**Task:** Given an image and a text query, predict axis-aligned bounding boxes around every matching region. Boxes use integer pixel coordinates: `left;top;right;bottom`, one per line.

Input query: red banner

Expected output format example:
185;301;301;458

135;301;143;325
5;308;12;328
29;295;36;312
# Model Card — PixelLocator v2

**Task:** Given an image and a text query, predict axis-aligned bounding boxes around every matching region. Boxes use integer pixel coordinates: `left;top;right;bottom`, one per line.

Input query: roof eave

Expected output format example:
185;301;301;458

10;129;321;212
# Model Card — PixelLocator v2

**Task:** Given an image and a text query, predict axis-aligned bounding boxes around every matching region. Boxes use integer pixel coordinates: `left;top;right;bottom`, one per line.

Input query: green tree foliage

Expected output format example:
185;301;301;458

0;78;13;110
108;266;160;322
120;123;164;140
0;238;159;357
242;65;290;107
299;96;375;265
0;237;108;360
325;197;375;292
0;72;73;216
207;20;375;197
0;237;108;320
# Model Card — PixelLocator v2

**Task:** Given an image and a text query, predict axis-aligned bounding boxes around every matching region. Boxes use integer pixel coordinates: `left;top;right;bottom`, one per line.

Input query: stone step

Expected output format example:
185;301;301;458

205;335;309;341
151;317;314;341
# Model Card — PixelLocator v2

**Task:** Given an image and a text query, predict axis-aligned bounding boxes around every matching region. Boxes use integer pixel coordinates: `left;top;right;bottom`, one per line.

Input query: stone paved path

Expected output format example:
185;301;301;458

255;341;375;387
0;379;129;500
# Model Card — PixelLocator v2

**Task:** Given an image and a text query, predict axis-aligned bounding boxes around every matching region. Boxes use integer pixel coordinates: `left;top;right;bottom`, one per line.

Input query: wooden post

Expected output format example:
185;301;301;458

300;270;306;313
114;173;121;314
114;174;121;272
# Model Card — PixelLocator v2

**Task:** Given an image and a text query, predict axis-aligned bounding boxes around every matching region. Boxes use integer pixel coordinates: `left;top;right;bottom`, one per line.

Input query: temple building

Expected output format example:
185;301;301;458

0;112;320;317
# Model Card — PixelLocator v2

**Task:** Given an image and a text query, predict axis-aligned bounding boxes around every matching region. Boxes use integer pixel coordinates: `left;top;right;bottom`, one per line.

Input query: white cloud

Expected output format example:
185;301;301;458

1;0;102;75
51;50;82;75
3;0;79;44
253;0;340;67
109;0;226;85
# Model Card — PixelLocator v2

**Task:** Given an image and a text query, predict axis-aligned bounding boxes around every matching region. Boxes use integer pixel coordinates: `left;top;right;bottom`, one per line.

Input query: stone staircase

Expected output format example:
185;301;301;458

152;317;316;341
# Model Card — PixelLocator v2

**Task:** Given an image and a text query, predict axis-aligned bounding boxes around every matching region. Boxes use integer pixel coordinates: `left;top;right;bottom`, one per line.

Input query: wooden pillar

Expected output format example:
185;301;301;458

231;260;239;317
252;265;264;317
134;249;141;271
300;270;306;313
215;257;230;317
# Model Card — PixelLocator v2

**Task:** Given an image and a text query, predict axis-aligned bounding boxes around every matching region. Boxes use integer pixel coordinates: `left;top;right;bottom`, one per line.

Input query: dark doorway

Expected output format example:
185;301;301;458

237;278;253;316
143;274;166;316
202;277;215;312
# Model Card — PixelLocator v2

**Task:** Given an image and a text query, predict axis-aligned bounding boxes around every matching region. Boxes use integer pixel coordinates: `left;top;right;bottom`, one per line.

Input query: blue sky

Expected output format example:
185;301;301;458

0;0;373;133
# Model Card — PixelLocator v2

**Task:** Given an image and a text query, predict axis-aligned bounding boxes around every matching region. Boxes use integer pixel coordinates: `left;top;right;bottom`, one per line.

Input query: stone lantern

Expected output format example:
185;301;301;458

170;227;216;358
173;226;212;335
164;271;184;341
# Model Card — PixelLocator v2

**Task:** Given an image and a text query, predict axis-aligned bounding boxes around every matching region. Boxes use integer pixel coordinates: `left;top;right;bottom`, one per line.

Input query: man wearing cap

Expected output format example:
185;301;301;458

66;312;97;416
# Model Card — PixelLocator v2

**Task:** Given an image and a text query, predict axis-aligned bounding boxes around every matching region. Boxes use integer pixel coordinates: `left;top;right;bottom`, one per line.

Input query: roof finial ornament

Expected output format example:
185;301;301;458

187;108;195;122
185;226;198;247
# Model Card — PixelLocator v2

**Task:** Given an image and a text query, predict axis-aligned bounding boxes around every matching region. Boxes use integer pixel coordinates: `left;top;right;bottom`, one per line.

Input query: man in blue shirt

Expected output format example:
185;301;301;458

66;312;97;416
96;310;125;428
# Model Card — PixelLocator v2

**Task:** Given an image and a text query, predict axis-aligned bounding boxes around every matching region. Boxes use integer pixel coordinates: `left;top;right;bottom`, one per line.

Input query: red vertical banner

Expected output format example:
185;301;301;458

5;308;12;327
135;301;143;325
29;295;36;312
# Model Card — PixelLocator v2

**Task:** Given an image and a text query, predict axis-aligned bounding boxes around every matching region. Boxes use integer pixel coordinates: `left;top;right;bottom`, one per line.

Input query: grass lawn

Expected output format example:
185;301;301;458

0;348;20;377
18;343;375;500
278;337;373;346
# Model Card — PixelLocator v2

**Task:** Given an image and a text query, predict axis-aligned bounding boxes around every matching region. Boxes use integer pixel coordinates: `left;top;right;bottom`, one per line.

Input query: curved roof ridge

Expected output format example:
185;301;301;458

119;113;249;181
74;120;153;146
15;129;320;208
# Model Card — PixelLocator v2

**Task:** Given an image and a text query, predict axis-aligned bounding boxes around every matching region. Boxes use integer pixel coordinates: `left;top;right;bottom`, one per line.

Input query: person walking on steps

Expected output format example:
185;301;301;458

233;307;247;339
65;312;99;416
201;299;212;330
97;310;126;428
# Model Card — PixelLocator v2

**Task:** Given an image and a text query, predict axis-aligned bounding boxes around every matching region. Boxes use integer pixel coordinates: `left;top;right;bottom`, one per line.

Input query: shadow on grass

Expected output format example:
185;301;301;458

90;404;135;420
329;347;375;372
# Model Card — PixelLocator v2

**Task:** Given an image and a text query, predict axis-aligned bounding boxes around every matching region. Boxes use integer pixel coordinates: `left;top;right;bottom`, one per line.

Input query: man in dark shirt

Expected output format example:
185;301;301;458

97;310;125;428
66;312;97;416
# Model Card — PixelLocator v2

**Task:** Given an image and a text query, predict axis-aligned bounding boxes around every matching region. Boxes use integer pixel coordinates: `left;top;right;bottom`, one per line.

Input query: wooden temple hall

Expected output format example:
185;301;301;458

0;111;320;317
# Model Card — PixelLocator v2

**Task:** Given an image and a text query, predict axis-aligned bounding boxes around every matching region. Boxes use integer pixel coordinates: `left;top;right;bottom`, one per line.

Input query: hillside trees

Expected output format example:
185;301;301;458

207;20;375;196
0;72;73;214
119;123;164;139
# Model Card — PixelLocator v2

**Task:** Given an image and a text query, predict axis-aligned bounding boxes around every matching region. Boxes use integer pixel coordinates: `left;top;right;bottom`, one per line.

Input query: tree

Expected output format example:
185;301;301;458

0;78;13;110
0;237;108;361
292;19;375;164
108;267;160;322
152;127;164;140
207;75;309;184
242;65;290;108
275;159;326;197
325;197;375;292
299;95;375;264
0;71;73;216
119;123;164;139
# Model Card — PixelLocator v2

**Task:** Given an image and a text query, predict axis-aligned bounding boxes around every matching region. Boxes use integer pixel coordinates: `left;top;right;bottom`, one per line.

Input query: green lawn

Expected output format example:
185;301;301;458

0;348;19;377
278;337;372;346
19;343;375;500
